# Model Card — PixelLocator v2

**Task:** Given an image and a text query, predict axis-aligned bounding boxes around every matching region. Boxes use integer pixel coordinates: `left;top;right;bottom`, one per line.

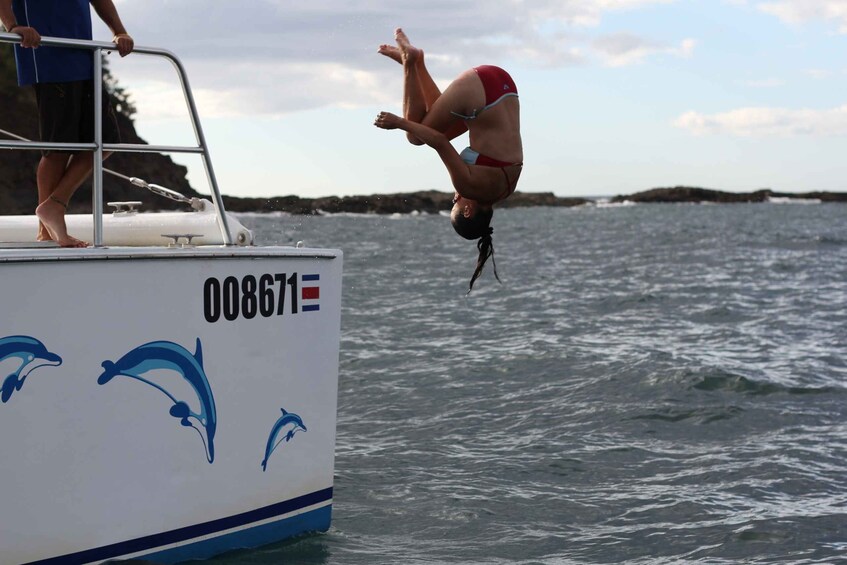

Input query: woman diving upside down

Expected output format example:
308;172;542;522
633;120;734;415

374;28;523;291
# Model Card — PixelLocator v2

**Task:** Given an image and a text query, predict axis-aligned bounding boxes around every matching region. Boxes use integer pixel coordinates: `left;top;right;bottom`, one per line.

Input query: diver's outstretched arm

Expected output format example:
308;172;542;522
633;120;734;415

374;112;495;202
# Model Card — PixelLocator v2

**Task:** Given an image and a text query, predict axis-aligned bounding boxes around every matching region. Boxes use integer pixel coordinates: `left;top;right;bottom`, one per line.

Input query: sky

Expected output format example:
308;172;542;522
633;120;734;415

93;0;847;199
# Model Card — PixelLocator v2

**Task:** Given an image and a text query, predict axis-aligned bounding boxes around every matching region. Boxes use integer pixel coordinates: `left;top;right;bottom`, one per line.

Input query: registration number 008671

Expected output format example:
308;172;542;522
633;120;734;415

203;273;319;323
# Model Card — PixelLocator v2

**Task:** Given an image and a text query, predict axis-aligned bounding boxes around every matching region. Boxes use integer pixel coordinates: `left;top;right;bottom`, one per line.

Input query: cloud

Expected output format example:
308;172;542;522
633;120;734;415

804;68;835;78
102;0;688;117
674;104;847;136
116;0;682;67
517;0;679;28
197;61;397;118
757;0;847;33
592;34;695;66
742;78;786;87
127;61;395;121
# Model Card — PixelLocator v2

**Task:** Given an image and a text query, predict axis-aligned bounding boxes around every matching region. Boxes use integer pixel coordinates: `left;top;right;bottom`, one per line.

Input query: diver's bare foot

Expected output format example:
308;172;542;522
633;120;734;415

378;44;403;64
394;28;422;65
35;197;88;248
374;111;404;130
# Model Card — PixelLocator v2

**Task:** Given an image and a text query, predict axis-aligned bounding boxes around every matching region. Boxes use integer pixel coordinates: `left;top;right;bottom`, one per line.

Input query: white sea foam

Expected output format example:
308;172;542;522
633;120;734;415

767;196;822;204
596;199;637;208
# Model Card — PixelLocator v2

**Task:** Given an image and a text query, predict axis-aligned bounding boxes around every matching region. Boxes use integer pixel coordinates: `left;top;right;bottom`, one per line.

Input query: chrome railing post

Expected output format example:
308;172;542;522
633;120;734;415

165;54;234;246
92;48;104;247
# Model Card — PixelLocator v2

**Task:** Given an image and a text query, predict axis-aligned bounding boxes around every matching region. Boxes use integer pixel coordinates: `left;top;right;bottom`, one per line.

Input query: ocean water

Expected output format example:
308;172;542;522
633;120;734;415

211;202;846;564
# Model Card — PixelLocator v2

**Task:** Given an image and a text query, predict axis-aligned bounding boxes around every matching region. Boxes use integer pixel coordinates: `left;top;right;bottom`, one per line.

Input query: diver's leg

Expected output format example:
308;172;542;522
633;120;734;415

419;69;478;140
393;29;427;143
394;28;471;142
380;28;471;140
415;54;443;112
380;33;442;112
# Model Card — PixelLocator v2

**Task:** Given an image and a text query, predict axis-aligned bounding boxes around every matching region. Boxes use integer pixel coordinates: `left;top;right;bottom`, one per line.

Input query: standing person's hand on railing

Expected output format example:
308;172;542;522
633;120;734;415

0;0;38;46
91;0;132;57
112;32;133;57
7;25;40;48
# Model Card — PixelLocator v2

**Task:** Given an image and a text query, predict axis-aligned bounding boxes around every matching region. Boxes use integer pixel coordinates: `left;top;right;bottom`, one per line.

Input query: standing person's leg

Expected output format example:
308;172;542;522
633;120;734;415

35;153;69;241
33;81;88;247
35;152;93;247
33;79;120;247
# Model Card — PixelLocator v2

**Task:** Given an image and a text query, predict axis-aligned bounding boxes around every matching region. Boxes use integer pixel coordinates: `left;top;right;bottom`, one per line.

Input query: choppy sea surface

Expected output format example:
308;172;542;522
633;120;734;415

210;202;846;564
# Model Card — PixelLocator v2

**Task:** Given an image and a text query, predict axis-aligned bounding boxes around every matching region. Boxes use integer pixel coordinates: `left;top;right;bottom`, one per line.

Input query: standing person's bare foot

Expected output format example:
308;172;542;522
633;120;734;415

394;28;423;65
36;220;52;242
35;196;88;248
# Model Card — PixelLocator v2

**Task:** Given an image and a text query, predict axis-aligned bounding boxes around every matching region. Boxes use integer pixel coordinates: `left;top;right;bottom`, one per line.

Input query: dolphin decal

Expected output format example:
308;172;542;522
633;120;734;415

0;335;63;403
98;338;217;463
261;408;307;472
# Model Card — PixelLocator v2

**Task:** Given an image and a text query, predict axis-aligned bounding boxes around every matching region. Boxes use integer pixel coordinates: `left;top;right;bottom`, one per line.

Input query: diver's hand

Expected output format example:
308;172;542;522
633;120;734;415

374;111;403;130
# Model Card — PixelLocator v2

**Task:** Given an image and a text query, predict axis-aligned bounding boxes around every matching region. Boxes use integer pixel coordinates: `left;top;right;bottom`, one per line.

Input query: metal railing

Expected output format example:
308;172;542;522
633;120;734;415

0;32;233;246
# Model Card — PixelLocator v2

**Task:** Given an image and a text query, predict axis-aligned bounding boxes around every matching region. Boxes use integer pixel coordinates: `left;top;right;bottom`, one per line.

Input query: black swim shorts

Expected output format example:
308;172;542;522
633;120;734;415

33;79;121;156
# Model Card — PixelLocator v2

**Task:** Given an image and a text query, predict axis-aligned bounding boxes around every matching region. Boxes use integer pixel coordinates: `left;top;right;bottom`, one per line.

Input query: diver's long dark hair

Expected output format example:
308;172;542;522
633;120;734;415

451;206;500;292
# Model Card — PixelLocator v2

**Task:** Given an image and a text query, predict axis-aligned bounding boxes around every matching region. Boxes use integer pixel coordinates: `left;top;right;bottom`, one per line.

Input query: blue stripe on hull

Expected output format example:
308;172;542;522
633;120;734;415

25;488;333;565
142;505;332;564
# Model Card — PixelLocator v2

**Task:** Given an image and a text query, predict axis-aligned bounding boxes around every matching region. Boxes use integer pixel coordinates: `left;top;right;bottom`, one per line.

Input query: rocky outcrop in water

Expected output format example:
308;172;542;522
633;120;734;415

221;190;591;215
219;186;847;215
610;186;847;204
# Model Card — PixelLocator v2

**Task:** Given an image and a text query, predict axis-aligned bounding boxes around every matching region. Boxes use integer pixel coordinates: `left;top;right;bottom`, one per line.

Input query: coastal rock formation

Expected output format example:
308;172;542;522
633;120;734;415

222;190;591;215
221;186;847;216
610;186;847;204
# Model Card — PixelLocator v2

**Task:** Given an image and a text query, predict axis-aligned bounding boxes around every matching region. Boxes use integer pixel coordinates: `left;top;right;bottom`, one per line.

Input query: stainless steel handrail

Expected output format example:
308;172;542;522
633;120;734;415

0;32;234;246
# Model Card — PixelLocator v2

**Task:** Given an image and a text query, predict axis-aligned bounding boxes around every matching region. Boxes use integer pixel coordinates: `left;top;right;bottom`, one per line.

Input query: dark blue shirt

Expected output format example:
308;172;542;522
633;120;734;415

12;0;94;86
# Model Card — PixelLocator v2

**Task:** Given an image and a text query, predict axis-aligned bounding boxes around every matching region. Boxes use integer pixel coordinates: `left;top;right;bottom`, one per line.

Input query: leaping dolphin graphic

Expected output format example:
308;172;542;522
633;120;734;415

261;408;307;472
98;338;217;463
0;335;63;403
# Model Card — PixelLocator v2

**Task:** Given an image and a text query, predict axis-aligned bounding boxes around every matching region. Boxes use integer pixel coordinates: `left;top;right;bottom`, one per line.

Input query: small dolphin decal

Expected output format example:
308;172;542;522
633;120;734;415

0;335;63;403
261;408;307;472
98;338;217;463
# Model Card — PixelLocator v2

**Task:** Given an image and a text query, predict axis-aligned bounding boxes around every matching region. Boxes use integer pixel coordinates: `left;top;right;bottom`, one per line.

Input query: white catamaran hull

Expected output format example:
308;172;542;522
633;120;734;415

0;246;342;564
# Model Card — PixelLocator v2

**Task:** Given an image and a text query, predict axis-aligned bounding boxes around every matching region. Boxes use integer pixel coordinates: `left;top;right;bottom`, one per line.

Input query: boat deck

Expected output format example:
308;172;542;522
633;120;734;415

0;244;341;262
